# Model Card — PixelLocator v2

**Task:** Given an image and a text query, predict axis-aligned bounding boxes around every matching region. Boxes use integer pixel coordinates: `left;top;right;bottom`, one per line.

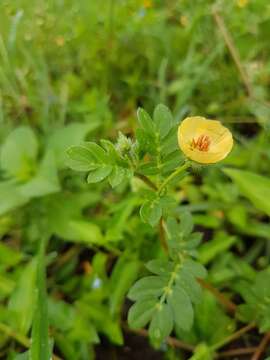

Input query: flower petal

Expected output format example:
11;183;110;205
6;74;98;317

178;116;233;164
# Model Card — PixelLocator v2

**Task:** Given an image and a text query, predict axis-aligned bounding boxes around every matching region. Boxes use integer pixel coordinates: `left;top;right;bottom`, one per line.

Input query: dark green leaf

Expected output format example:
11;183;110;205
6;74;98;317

168;287;193;331
128;276;167;301
128;299;156;329
149;303;173;341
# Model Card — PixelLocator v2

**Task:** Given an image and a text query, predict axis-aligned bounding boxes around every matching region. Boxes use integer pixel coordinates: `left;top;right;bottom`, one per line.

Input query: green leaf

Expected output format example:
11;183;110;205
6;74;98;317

14;352;29;360
237;268;270;332
8;259;37;335
128;276;167;301
69;314;99;344
100;139;119;161
68;220;104;245
168;287;193;331
30;238;51;360
77;301;122;345
153;104;173;139
0;126;38;180
128;299;156;329
177;271;202;305
0;181;29;216
179;211;194;237
108;166;126;188
87;165;112;183
0;242;22;270
224;168;270;216
83;142;109;163
189;343;213;360
146;259;174;276
140;198;162;227
48;298;75;332
109;258;140;317
198;232;237;265
149;303;173;341
194;291;236;345
19;151;60;198
184;259;207;279
137;108;155;134
47;122;99;168
46;192;104;246
66;145;97;171
105;195;139;242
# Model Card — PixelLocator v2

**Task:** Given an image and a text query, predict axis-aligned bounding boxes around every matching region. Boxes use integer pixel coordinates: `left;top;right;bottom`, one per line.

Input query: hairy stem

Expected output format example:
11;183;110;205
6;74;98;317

158;161;190;195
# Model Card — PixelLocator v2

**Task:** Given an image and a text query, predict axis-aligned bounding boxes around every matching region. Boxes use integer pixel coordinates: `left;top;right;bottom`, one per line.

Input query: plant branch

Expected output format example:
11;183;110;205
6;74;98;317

197;279;237;315
211;322;256;351
122;322;194;352
251;331;270;360
135;172;158;191
217;347;257;358
158;161;190;195
159;217;168;253
212;8;253;97
135;170;239;315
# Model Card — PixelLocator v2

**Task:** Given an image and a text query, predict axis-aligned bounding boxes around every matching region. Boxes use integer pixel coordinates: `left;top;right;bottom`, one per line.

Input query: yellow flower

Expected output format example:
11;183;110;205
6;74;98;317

143;0;153;9
178;116;233;164
180;15;189;27
237;0;248;8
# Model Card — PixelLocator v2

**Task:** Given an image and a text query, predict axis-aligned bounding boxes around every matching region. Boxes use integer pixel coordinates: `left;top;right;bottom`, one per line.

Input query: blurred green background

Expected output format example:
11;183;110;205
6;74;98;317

1;0;270;359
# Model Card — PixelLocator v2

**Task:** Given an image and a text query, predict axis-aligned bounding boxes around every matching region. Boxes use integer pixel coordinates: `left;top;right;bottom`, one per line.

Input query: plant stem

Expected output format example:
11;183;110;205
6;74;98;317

251;331;270;360
135;169;240;315
0;322;62;360
212;8;253;97
0;322;30;348
211;322;256;351
122;322;194;352
134;172;158;191
197;279;237;314
158;161;190;195
159;217;168;253
217;347;257;358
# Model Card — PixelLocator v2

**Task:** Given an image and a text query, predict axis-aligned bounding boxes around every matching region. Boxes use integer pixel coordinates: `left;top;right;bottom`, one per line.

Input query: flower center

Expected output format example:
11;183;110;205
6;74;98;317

191;134;211;152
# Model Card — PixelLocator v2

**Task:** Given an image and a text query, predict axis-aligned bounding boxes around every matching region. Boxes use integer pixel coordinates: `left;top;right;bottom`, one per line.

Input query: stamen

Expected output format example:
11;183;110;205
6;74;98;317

191;135;211;152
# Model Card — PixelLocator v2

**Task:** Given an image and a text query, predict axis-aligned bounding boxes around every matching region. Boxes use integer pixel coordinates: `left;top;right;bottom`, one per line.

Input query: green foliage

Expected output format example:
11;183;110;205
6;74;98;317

237;268;270;332
224;168;270;216
136;105;183;177
67;139;133;187
128;256;207;343
8;259;36;335
1;1;270;359
30;238;51;360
